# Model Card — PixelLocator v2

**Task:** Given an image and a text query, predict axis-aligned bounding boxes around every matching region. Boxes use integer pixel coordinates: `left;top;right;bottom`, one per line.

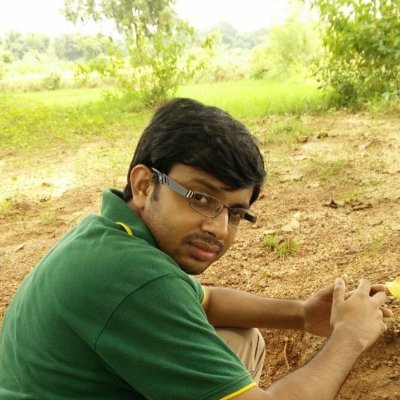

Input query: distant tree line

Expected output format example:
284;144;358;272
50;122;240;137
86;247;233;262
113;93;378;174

0;31;114;62
0;22;266;65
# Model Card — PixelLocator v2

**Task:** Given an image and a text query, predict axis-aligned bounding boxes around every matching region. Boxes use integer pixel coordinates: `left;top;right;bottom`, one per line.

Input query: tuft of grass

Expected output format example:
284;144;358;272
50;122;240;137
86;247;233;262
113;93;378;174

338;188;364;204
306;158;352;182
262;234;299;258
0;198;17;213
262;118;309;147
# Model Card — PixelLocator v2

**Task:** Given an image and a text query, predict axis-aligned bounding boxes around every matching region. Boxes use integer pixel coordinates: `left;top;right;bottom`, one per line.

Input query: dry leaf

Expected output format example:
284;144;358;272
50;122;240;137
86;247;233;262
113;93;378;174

323;199;340;209
386;277;400;298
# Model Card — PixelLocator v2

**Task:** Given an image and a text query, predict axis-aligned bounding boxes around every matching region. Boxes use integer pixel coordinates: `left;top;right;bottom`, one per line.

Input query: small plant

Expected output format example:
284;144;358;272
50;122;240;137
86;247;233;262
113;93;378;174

307;158;352;182
0;198;16;213
339;188;363;204
42;72;62;91
264;118;308;147
262;234;298;258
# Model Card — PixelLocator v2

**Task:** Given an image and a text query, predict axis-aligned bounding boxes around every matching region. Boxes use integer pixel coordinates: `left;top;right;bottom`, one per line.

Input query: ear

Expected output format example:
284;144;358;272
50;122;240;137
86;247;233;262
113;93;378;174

129;164;153;210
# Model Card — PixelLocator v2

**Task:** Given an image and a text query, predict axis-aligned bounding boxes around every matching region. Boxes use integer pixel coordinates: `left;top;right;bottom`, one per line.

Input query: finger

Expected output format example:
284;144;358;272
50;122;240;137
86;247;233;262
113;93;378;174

381;307;393;318
357;278;372;293
370;284;386;295
346;284;386;299
333;277;345;304
372;290;387;306
344;289;354;299
340;274;349;285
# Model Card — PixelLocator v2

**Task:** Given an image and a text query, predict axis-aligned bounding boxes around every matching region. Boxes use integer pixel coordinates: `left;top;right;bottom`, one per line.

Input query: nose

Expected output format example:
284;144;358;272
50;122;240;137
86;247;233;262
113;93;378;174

200;207;230;239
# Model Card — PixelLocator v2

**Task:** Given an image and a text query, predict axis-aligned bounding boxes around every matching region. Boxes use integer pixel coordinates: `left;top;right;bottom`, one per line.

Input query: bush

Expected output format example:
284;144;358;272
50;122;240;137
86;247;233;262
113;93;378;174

42;73;61;91
311;0;400;107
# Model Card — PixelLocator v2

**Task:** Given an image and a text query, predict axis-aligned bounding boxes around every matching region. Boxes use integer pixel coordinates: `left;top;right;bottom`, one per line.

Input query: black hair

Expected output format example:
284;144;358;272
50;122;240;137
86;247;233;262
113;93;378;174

123;98;265;204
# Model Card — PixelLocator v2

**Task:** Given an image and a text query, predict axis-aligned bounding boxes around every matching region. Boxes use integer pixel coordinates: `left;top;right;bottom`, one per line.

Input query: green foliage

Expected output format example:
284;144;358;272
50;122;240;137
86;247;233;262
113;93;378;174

53;33;110;61
42;73;62;91
250;17;323;80
311;0;400;107
203;22;266;50
192;46;250;83
1;31;50;60
63;0;207;106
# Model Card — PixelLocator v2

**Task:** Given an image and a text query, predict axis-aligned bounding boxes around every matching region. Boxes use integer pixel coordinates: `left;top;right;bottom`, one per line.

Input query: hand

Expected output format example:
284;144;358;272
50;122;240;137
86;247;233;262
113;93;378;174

302;280;339;337
302;277;392;337
330;278;388;351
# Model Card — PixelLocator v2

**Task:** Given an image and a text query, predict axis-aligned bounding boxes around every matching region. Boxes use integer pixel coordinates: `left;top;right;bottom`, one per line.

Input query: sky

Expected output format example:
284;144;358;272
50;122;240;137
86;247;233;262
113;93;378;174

0;0;292;37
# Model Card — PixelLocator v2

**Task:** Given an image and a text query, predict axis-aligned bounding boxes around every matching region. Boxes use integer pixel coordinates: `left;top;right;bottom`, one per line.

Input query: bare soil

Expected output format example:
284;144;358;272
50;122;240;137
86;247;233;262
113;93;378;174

1;112;399;399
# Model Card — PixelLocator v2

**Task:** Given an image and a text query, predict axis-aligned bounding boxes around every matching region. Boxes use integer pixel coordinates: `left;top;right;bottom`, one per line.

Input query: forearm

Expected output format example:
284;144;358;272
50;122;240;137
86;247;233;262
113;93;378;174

204;286;304;330
265;328;362;400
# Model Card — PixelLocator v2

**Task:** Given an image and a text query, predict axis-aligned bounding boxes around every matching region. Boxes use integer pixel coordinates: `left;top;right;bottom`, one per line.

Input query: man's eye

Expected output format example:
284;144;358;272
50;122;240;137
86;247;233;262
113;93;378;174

192;193;210;205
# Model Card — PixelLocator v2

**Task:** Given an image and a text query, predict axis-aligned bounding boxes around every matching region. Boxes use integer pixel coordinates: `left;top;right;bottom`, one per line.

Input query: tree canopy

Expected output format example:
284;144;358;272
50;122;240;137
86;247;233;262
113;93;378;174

311;0;400;106
63;0;200;105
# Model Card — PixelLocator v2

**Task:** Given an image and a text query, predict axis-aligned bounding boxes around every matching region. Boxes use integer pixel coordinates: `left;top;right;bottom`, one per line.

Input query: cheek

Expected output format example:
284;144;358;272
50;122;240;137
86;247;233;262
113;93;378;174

224;233;236;251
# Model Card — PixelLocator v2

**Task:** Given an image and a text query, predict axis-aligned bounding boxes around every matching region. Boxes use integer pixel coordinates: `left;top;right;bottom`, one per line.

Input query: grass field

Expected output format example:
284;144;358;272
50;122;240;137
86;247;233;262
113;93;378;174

0;79;329;153
177;79;329;117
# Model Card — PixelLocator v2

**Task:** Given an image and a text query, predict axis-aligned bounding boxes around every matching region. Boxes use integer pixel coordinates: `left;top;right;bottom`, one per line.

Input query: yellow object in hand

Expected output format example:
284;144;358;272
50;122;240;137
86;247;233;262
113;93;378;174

386;276;400;298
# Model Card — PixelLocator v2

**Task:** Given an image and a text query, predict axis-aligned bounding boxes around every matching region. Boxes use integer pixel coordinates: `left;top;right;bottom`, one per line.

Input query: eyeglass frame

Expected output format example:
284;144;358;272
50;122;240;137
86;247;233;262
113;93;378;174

151;167;257;227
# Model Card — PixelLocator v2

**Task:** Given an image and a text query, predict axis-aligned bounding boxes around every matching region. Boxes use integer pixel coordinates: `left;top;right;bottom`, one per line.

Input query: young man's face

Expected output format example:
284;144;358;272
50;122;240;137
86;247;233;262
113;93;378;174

132;164;254;275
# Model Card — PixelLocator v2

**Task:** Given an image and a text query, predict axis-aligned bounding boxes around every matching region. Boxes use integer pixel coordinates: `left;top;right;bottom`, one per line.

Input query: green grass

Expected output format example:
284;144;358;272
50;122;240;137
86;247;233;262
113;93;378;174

0;92;150;151
1;78;329;152
262;234;299;258
261;118;309;147
177;79;329;118
18;88;108;107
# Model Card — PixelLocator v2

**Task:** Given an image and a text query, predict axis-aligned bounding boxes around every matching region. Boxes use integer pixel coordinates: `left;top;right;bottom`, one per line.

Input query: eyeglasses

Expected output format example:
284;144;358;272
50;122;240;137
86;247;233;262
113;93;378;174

151;168;256;228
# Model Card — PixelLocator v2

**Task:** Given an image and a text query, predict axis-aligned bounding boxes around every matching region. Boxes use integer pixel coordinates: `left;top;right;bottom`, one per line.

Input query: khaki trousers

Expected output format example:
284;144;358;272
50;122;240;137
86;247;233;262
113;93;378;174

216;328;265;384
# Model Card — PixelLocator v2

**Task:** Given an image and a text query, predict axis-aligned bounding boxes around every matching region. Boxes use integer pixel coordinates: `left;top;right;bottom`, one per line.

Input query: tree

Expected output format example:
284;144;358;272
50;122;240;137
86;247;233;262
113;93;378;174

250;17;323;80
53;33;109;61
310;0;400;106
25;34;50;54
54;34;85;60
2;31;28;60
63;0;201;105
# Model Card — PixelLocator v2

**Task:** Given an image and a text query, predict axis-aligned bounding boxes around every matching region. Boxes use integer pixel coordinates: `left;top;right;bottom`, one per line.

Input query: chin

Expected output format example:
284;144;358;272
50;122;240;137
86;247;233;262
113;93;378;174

179;260;211;276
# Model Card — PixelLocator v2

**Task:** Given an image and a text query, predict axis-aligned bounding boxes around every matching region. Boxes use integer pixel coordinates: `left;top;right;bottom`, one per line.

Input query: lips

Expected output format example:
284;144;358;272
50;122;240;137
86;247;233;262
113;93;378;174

188;242;221;262
182;233;224;263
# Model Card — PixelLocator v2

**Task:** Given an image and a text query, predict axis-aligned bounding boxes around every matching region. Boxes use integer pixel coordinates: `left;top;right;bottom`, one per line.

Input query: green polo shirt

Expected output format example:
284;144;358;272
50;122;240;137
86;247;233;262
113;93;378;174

0;189;254;399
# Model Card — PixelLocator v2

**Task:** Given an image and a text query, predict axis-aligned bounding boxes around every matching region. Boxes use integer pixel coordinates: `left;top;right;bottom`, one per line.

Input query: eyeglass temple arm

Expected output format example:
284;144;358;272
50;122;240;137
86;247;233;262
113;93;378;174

151;168;193;198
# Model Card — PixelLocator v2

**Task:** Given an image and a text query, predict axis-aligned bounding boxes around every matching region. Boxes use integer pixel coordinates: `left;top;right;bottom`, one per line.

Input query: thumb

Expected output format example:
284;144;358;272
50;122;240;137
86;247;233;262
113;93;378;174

340;274;349;286
333;277;345;305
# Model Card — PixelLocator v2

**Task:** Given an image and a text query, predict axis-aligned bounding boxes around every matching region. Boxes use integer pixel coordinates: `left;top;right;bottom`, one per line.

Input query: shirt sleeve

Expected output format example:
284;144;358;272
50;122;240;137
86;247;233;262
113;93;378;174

94;273;254;400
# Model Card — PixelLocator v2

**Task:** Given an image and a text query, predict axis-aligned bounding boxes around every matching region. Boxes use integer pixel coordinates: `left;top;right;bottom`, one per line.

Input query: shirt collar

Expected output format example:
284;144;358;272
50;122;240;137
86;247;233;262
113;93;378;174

100;189;157;247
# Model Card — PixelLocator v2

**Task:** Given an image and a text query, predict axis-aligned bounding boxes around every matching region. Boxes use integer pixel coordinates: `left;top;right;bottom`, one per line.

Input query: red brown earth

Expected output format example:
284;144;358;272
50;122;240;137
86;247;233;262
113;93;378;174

1;112;399;398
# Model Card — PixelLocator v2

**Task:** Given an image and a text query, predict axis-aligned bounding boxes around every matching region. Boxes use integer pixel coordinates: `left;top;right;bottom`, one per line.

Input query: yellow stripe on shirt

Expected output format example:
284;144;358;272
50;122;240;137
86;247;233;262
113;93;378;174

219;382;257;400
116;221;133;236
200;285;207;307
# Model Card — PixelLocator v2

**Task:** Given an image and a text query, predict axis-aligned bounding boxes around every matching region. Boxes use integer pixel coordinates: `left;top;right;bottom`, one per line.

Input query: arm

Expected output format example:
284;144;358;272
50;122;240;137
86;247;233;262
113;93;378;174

203;286;305;330
203;280;391;336
221;278;388;400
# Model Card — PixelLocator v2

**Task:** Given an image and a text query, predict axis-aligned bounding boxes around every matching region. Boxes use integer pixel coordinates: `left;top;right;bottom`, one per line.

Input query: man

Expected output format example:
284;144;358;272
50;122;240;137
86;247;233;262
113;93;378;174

0;98;391;399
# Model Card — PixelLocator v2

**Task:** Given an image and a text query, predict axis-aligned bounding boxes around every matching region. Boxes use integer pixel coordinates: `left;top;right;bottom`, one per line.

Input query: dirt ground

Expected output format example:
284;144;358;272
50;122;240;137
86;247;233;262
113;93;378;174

1;112;399;398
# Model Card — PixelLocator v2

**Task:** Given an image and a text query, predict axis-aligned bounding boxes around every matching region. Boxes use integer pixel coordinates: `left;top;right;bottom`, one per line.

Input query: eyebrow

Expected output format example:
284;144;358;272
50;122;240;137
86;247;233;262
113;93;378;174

189;177;250;209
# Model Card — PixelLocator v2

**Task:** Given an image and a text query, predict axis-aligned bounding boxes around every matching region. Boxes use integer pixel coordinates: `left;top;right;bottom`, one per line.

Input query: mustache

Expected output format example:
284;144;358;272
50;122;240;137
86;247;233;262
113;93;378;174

182;233;224;254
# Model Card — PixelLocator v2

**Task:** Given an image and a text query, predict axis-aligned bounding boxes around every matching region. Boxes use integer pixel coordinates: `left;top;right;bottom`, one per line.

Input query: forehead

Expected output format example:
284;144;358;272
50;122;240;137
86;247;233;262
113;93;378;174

167;164;254;206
